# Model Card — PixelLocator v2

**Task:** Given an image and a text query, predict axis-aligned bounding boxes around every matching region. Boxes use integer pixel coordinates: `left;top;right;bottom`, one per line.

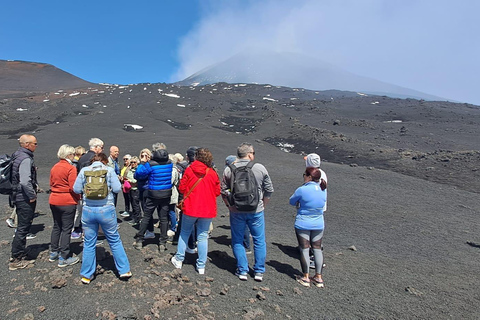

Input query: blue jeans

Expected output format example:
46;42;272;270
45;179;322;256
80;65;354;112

81;205;130;278
175;215;212;270
169;204;177;232
230;211;266;274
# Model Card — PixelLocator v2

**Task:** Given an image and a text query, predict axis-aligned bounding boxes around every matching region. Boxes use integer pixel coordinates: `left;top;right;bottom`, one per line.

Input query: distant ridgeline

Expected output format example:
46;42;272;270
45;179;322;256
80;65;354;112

175;51;445;102
0;60;93;96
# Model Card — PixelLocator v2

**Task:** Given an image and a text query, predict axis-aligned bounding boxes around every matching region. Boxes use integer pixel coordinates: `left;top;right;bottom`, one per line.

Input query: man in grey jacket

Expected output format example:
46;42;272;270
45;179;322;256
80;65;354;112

221;142;274;282
9;134;39;270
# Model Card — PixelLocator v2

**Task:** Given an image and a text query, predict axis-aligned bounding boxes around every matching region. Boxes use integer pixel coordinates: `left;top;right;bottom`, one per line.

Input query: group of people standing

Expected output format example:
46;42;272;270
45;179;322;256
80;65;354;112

7;134;328;288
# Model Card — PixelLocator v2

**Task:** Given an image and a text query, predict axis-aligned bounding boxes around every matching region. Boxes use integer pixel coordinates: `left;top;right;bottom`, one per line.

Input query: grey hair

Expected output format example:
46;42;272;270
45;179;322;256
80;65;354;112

57;144;75;160
237;142;254;158
152;142;166;151
88;138;104;150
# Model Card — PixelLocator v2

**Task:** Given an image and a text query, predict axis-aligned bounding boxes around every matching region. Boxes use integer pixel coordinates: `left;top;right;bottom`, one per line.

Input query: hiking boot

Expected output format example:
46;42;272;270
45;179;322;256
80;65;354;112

158;244;167;253
5;218;15;228
9;257;35;271
235;269;248;281
171;256;183;269
58;256;80;268
48;251;59;262
254;272;264;282
133;240;143;250
144;230;155;239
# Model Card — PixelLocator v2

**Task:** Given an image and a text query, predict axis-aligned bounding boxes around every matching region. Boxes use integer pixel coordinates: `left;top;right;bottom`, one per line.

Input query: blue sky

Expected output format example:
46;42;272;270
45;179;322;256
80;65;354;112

1;0;479;105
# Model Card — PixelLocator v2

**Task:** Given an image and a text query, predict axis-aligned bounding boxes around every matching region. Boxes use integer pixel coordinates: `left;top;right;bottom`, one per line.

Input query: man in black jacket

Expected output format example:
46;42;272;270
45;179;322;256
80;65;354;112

9;134;39;270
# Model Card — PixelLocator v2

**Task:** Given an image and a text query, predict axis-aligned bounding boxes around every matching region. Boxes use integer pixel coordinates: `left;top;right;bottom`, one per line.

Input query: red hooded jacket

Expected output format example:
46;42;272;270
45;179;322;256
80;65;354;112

178;160;220;219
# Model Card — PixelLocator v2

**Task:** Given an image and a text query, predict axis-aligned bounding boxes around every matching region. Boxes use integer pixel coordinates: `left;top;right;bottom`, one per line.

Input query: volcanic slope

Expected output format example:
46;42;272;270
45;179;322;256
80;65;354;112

0;80;479;319
1;82;479;193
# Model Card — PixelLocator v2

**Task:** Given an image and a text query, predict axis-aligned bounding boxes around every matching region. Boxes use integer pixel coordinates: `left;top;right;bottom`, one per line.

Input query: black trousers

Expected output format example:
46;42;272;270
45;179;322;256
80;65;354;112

129;189;142;222
11;200;36;258
135;197;169;245
122;191;131;212
50;204;76;259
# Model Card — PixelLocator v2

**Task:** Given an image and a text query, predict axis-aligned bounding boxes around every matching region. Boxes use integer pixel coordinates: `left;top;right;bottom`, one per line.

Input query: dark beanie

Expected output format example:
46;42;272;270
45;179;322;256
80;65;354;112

152;149;169;164
186;146;198;163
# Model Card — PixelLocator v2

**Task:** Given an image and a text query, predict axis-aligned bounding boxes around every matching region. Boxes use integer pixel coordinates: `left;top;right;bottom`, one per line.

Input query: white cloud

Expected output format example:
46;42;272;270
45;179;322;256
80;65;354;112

173;0;480;104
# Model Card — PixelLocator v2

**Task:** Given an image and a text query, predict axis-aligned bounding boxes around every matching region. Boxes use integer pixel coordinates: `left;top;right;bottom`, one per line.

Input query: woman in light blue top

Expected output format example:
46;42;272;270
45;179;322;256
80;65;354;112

289;167;327;288
73;153;131;284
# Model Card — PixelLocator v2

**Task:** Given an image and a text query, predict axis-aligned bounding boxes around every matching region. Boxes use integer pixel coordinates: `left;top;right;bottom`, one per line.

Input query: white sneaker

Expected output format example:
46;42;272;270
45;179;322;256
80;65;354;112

144;230;155;239
197;268;205;275
120;211;130;217
171;256;183;269
6;218;15;228
185;247;197;254
167;230;175;237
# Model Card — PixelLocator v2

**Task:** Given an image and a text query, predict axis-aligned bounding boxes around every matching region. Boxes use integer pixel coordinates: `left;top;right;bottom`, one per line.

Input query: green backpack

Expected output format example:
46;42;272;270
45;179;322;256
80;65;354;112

84;169;108;200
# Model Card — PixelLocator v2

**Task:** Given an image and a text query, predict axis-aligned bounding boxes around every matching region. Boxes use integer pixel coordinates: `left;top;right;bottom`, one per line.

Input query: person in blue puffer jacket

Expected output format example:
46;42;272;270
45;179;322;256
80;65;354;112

289;167;327;288
133;149;173;252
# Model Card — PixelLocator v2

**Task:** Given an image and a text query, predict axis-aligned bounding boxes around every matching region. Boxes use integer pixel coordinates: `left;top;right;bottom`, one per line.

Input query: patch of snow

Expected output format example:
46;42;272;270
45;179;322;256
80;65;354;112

164;93;180;98
191;82;200;87
43;99;49;102
16;108;28;111
124;124;143;131
177;104;186;108
82;104;89;108
357;92;368;96
385;120;403;123
69;92;80;97
371;101;380;105
221;122;228;126
263;97;277;102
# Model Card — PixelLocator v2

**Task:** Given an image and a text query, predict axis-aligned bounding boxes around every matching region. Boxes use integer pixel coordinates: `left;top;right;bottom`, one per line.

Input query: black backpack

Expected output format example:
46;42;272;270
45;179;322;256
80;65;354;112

228;162;259;211
0;154;13;195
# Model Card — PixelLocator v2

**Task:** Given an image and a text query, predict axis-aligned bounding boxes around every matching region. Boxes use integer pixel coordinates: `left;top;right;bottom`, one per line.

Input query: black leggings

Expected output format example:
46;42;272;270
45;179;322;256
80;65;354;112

295;229;324;274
